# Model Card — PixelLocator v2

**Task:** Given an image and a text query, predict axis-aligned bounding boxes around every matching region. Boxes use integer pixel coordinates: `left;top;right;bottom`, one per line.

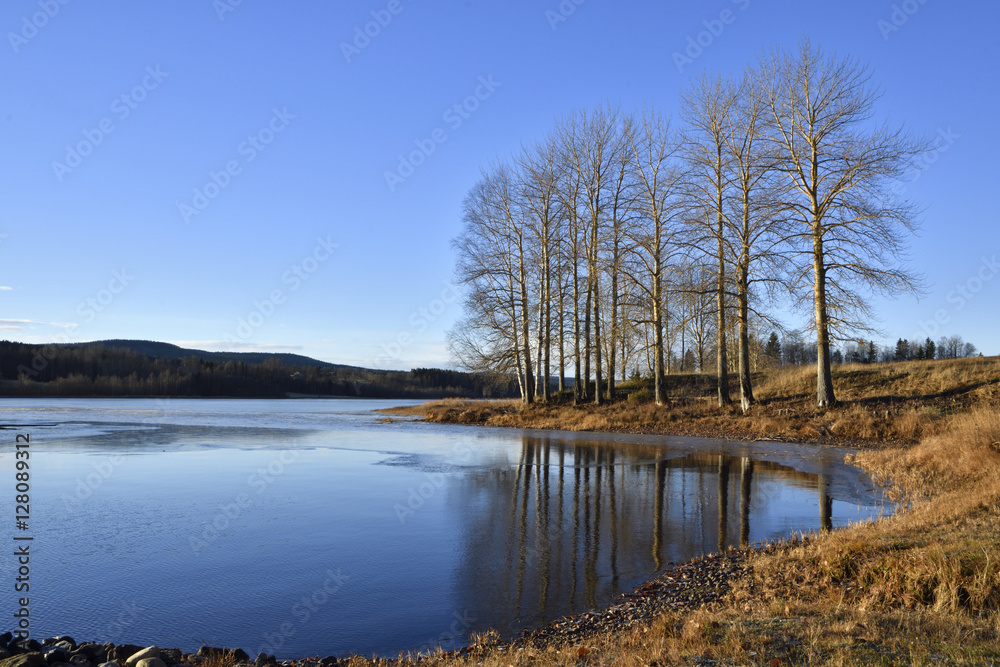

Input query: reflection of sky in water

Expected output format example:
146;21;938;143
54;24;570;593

0;398;890;659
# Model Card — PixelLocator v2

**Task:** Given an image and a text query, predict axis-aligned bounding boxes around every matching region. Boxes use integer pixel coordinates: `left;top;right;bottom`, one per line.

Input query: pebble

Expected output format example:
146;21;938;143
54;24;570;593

125;648;159;667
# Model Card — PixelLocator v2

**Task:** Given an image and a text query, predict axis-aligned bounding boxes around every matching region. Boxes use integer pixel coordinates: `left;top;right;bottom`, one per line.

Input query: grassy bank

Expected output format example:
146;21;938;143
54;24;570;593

365;358;1000;665
384;357;1000;447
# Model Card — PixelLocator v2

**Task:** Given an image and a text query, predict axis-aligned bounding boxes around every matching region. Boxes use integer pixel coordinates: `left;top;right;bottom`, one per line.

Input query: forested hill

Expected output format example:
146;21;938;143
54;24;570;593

86;339;353;369
0;339;517;399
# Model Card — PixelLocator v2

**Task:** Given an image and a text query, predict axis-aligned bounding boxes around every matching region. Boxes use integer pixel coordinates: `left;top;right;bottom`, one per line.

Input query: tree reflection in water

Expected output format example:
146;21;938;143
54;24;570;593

454;436;861;637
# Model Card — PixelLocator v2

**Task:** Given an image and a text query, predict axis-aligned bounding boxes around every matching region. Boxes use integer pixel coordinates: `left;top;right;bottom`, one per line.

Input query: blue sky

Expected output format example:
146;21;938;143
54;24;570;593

1;0;997;369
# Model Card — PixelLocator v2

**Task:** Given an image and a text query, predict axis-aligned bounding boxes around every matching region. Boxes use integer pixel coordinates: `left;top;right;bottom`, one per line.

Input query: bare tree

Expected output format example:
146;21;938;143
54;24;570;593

519;138;562;402
680;74;738;407
554;115;586;403
624;107;683;405
722;69;790;413
559;105;622;405
452;163;536;403
450;175;525;388
604;113;637;400
757;40;926;406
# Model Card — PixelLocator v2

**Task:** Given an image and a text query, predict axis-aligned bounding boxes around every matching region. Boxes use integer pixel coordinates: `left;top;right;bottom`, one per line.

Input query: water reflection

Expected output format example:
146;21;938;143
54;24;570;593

453;436;874;637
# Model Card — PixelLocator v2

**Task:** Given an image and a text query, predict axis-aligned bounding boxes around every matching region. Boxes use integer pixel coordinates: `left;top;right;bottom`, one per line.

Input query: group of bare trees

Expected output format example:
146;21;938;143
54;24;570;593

449;41;926;410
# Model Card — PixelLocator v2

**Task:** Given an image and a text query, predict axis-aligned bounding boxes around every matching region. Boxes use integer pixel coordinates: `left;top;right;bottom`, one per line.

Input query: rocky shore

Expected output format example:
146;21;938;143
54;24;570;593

0;549;751;667
435;548;752;662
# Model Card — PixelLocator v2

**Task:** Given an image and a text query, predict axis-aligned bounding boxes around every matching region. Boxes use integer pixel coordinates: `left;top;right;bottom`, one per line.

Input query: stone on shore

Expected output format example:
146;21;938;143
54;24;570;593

43;641;75;651
42;648;69;666
73;647;101;662
134;659;166;667
157;651;180;665
105;648;140;665
11;643;42;655
0;652;47;667
124;648;159;667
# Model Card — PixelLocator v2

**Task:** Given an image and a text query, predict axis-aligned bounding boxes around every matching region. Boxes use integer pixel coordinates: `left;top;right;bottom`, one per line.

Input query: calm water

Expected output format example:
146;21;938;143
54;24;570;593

0;398;888;658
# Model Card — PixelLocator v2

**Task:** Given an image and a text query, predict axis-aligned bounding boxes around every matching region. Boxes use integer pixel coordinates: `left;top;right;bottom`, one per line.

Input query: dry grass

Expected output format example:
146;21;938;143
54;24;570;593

358;357;1000;666
197;650;241;667
388;357;1000;449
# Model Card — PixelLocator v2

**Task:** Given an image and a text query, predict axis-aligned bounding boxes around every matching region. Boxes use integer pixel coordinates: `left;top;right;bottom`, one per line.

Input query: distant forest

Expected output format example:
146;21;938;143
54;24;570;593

0;340;518;399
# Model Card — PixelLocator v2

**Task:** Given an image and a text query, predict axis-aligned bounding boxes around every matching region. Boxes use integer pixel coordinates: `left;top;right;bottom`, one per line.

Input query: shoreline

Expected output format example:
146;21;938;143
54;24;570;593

1;548;756;666
376;399;880;450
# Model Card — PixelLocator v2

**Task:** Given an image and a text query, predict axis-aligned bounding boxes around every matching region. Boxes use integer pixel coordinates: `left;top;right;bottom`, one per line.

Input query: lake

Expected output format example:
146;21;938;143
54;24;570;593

0;398;888;658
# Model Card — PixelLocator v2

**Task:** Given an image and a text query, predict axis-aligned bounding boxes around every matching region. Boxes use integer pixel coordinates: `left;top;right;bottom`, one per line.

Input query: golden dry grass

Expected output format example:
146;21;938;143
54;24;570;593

390;357;1000;449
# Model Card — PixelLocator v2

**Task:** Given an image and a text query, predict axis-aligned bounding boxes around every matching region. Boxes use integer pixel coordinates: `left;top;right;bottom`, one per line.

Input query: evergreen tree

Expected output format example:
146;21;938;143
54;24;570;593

764;332;782;366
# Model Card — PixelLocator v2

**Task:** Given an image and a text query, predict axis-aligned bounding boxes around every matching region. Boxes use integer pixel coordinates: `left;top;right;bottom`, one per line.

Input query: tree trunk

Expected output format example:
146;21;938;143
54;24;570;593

535;300;544;398
716;210;731;407
653;274;665;406
607;252;618;401
558;256;566;393
593;270;603;405
620;335;627;382
813;227;836;407
737;224;755;412
519;248;535;405
542;243;551;402
583;274;592;401
573;238;581;404
511;286;525;400
737;285;754;413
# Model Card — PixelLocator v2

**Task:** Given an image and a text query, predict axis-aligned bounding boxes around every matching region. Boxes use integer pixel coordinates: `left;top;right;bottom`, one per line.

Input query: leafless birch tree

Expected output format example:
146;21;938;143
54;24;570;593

756;40;926;407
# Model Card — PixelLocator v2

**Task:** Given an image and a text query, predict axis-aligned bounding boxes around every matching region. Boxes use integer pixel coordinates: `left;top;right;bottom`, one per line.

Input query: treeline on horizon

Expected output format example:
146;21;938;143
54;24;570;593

0;341;519;399
450;40;952;412
757;331;979;370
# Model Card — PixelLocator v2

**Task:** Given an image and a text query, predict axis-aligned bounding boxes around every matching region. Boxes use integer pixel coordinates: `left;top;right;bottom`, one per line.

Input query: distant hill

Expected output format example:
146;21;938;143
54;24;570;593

85;339;353;370
0;339;518;399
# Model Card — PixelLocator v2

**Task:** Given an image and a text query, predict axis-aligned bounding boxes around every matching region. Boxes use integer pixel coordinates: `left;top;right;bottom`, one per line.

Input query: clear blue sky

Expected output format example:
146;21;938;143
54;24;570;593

2;0;997;369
